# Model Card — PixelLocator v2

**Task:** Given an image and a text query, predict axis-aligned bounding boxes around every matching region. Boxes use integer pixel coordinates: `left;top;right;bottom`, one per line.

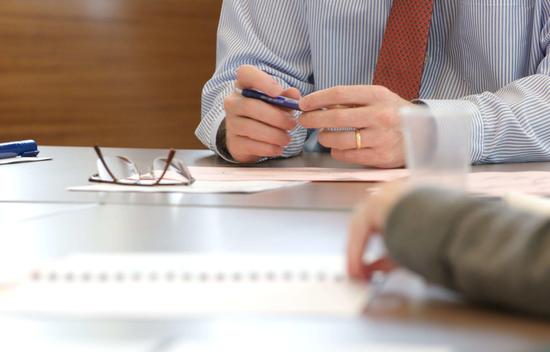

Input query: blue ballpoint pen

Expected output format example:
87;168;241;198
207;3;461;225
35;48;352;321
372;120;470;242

237;88;301;111
0;140;40;159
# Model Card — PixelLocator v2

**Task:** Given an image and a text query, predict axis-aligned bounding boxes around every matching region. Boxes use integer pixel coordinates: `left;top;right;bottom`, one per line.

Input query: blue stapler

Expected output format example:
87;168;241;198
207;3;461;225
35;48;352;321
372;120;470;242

0;140;40;159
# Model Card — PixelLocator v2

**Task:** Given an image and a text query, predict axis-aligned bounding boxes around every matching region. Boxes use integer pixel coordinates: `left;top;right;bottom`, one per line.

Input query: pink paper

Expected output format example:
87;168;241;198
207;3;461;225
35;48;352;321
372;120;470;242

468;172;550;197
188;166;409;182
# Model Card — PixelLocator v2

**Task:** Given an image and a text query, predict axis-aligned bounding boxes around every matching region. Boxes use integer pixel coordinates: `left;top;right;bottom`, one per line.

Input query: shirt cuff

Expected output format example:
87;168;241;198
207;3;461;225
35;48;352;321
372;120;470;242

417;99;484;164
214;119;241;163
196;82;237;162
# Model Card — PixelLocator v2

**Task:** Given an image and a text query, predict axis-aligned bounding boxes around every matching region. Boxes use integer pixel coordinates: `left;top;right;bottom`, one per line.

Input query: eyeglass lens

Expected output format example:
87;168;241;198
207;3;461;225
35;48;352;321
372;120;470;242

97;156;140;183
152;157;195;185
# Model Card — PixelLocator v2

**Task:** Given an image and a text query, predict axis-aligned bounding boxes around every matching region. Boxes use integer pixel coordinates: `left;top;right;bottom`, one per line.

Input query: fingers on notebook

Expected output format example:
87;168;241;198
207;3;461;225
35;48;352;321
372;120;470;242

361;257;396;278
347;201;373;280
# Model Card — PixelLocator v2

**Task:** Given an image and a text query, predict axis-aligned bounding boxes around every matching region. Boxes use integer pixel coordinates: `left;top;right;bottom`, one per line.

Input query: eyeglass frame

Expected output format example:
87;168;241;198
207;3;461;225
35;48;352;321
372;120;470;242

89;145;195;186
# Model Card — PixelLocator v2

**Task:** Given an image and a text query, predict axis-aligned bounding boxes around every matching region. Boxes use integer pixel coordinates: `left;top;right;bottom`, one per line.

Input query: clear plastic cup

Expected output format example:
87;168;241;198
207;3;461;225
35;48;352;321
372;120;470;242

400;104;472;189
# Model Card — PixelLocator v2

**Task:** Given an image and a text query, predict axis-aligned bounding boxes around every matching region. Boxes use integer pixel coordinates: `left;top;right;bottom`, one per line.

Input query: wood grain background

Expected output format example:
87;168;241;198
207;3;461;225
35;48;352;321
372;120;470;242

0;0;221;149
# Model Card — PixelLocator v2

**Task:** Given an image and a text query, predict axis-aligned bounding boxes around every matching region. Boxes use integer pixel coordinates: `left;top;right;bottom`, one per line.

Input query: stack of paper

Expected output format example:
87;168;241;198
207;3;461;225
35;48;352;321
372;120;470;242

68;180;306;194
68;166;409;194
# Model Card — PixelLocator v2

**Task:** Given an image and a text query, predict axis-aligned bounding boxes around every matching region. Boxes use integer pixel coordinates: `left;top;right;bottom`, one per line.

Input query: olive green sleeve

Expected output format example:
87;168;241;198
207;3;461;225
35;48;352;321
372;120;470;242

385;187;550;317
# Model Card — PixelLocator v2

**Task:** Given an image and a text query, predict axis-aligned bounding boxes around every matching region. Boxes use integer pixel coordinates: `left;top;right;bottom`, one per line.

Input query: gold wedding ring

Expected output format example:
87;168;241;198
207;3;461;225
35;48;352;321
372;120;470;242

355;129;362;150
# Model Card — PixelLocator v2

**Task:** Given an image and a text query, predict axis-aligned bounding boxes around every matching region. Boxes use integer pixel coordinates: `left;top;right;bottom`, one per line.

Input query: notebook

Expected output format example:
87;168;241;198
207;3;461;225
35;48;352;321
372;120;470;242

0;254;370;318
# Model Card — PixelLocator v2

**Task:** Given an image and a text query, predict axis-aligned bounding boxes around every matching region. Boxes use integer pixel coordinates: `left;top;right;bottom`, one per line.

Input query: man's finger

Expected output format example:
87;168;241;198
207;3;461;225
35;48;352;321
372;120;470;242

332;148;403;169
300;85;392;111
332;148;381;167
318;129;387;150
225;93;297;130
347;201;373;280
281;87;302;100
230;135;285;158
235;65;284;97
360;257;397;279
229;115;291;147
299;106;381;129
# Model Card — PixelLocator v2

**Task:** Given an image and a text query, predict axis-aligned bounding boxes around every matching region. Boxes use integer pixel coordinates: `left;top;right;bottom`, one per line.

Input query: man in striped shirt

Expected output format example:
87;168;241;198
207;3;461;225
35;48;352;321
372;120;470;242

197;1;550;168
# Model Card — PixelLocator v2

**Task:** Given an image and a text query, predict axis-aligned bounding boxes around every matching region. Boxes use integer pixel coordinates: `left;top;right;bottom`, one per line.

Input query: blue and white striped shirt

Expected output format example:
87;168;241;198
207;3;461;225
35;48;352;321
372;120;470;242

197;0;550;164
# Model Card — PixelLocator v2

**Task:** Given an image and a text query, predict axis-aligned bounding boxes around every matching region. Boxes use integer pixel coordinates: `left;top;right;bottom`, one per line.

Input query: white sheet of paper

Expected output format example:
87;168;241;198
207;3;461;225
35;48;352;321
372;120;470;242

67;165;407;194
188;166;409;182
0;254;369;318
0;338;154;352
0;156;52;165
68;180;306;194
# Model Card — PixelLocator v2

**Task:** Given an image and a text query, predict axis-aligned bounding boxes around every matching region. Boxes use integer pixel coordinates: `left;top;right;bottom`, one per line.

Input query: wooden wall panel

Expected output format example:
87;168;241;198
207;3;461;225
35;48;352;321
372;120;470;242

0;0;221;148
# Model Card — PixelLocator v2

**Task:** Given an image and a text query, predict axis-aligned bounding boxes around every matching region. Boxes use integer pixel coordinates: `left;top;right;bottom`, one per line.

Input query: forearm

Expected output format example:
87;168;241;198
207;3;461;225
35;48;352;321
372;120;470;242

421;74;550;164
420;14;550;164
385;187;550;317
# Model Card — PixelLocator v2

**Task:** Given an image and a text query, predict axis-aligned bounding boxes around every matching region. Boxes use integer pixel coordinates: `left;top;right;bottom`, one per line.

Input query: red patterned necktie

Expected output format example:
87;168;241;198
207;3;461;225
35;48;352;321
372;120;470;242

372;0;435;101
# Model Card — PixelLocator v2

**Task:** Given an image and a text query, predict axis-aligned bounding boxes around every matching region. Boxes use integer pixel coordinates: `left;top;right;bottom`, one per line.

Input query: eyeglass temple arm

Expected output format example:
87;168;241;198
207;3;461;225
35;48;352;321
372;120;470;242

152;149;176;186
180;163;196;184
152;149;196;186
93;145;118;182
170;150;196;184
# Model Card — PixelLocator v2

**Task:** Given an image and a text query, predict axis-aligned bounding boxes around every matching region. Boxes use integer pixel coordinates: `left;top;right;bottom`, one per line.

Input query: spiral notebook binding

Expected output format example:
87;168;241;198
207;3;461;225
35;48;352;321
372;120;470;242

29;269;347;284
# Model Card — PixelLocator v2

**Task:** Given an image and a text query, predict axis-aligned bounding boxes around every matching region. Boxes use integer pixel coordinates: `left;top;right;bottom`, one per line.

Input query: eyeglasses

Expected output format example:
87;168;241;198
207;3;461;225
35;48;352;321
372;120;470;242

89;146;195;186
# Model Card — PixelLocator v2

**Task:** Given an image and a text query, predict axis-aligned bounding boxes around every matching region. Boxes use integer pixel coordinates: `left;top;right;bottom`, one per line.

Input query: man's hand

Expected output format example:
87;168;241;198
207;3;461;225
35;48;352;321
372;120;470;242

223;65;300;163
347;182;408;280
299;85;413;168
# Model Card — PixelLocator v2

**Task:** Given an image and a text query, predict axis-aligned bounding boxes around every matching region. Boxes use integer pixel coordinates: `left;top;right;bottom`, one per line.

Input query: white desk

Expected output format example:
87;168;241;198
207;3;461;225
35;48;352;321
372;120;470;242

1;147;550;351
